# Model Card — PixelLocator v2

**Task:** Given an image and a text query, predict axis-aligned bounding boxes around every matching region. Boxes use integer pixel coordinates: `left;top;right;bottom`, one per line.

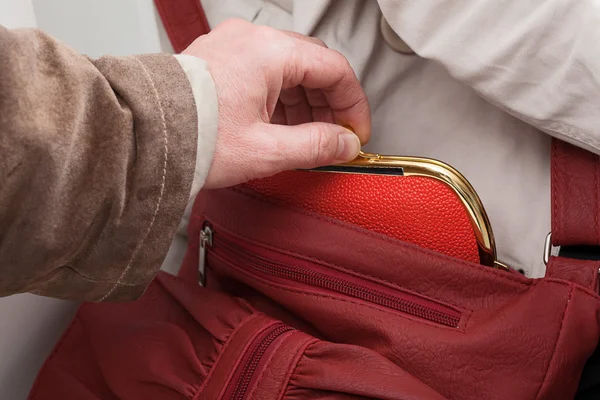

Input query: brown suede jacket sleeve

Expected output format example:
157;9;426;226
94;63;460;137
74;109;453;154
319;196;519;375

0;26;198;301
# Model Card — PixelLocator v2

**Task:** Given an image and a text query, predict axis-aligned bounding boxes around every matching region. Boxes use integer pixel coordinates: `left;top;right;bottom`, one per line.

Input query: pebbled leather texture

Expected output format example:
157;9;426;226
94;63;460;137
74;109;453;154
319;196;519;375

552;139;600;246
246;171;480;264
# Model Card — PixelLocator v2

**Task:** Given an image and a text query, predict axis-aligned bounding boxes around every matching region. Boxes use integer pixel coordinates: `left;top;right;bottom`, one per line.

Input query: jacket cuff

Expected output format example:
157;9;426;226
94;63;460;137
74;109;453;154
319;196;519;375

90;54;199;302
174;54;219;201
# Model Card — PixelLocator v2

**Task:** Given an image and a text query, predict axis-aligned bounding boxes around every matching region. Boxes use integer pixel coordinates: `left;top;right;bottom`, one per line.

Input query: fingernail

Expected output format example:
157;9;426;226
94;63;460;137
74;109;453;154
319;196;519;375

336;131;361;162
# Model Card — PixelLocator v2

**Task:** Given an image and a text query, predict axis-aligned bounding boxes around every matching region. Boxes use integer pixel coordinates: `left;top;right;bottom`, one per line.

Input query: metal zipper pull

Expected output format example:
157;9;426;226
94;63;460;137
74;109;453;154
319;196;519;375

199;224;213;286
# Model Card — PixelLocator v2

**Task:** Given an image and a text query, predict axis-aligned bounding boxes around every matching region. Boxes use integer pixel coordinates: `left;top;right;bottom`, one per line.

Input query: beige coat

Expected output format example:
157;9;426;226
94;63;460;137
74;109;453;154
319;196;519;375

177;0;600;278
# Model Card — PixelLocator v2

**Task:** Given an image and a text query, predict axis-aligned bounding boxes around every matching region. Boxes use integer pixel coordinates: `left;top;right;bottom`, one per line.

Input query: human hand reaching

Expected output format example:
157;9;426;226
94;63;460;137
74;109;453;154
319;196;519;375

183;19;371;189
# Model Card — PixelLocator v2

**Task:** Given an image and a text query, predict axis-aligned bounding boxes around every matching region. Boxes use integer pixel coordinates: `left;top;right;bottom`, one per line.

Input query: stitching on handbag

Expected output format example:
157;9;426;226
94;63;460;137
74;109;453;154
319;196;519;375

205;217;468;314
210;187;532;287
534;283;574;400
546;259;599;292
154;0;210;53
159;274;268;400
213;320;282;400
544;278;600;300
551;140;559;243
276;338;318;400
249;330;296;400
595;152;599;245
211;254;468;333
155;1;183;52
590;261;598;290
98;58;169;302
194;313;261;398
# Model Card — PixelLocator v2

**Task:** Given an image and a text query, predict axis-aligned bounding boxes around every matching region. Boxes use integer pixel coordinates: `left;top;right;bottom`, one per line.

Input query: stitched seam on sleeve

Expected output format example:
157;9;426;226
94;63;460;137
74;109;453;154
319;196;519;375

98;58;169;301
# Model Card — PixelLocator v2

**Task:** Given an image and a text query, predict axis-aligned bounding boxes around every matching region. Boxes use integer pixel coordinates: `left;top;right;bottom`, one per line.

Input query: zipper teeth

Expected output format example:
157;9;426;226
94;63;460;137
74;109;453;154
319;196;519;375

213;236;460;328
227;323;294;400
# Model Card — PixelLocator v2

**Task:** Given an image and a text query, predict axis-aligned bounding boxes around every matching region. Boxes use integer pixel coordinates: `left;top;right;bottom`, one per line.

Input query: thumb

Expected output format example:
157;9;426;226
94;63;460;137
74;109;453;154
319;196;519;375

262;122;361;170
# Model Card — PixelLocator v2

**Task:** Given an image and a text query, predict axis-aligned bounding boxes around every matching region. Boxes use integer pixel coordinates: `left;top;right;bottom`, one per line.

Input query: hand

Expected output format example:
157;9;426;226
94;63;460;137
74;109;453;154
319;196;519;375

183;19;371;189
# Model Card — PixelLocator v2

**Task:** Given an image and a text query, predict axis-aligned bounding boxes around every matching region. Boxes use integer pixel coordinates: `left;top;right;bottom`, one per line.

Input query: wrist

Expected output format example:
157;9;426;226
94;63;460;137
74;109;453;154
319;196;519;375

174;54;219;203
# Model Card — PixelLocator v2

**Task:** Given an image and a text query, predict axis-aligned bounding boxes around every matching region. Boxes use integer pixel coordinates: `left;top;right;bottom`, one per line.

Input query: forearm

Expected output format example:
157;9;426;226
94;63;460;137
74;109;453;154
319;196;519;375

378;0;600;154
0;26;203;301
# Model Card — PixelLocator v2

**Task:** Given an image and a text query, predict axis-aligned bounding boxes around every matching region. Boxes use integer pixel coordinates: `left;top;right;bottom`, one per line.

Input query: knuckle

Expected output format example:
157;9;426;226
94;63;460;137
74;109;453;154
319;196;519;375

313;37;328;48
332;49;352;72
254;26;292;59
329;48;347;63
308;125;337;165
254;25;278;42
339;56;353;74
318;49;352;84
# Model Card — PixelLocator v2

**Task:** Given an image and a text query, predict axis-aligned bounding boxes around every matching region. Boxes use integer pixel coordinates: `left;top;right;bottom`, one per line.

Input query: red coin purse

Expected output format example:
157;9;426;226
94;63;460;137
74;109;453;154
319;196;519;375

246;151;504;269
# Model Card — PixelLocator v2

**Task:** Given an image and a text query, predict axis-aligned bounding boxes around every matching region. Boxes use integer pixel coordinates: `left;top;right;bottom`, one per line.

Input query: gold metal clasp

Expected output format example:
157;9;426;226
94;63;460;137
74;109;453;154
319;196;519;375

337;150;505;270
356;151;381;161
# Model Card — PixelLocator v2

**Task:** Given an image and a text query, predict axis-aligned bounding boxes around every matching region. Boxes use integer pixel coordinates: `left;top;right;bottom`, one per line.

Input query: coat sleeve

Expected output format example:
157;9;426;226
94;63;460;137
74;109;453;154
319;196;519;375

0;26;211;301
378;0;600;154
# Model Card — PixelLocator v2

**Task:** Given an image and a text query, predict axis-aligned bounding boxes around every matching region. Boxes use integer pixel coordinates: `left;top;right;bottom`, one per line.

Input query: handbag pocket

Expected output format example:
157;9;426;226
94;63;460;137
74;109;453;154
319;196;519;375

201;220;466;329
191;301;446;400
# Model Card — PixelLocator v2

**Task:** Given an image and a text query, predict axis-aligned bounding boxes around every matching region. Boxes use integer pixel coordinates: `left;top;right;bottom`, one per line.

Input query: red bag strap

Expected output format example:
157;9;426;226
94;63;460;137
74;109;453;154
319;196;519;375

153;0;211;53
552;139;600;247
548;139;600;290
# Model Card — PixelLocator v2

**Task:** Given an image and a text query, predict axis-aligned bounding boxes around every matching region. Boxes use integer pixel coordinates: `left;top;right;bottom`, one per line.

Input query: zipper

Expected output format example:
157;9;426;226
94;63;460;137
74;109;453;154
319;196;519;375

200;224;462;328
198;224;213;285
222;322;294;400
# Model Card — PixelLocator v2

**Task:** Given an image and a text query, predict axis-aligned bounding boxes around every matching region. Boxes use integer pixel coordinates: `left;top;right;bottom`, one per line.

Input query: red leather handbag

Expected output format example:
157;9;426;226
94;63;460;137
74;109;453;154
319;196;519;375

28;139;600;400
27;3;600;400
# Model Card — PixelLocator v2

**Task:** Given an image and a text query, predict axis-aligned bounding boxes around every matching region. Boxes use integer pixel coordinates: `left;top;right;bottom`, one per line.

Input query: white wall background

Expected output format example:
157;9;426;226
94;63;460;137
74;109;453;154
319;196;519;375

0;0;36;28
32;0;173;57
0;1;171;398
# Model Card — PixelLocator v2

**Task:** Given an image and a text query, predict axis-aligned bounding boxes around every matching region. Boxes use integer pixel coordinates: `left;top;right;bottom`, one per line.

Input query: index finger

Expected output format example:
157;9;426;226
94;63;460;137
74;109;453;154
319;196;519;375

282;40;371;144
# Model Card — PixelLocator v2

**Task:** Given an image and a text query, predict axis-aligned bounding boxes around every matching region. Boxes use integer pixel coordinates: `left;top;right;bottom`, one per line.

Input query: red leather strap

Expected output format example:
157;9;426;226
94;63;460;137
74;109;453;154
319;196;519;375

153;0;210;53
548;139;600;290
552;139;600;247
546;257;600;292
